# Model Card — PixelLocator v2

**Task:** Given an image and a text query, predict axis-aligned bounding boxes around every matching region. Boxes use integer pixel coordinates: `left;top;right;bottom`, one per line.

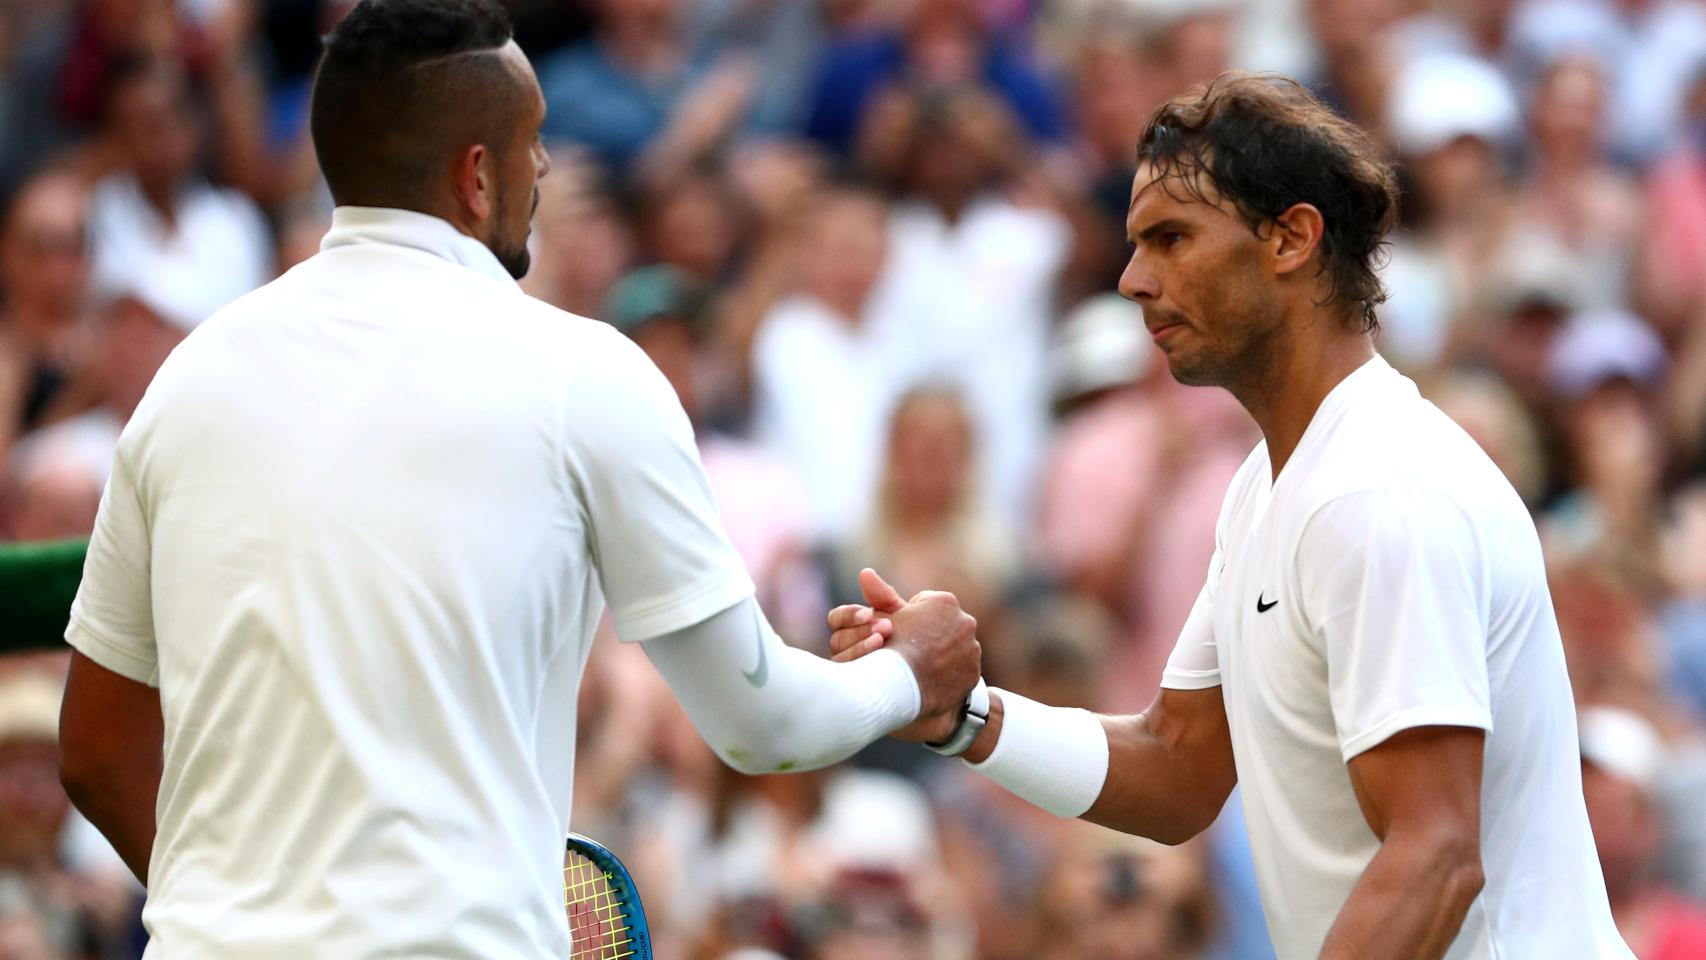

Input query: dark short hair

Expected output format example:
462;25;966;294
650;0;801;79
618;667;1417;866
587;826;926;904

1138;72;1399;331
310;0;518;208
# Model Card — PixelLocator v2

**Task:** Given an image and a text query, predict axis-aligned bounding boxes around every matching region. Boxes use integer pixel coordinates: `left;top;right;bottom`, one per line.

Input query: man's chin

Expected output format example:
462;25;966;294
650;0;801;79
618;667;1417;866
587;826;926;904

1161;352;1215;388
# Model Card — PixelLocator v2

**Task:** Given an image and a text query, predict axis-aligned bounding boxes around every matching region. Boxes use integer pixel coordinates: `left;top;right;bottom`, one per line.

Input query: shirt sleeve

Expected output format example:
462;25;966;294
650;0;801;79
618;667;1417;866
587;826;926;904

1160;546;1223;690
65;442;159;686
1297;487;1494;762
563;328;755;642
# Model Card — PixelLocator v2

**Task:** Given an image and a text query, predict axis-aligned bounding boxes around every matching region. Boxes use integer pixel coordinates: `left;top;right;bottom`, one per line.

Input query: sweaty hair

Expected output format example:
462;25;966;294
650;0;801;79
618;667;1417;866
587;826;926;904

1138;72;1399;332
310;0;519;208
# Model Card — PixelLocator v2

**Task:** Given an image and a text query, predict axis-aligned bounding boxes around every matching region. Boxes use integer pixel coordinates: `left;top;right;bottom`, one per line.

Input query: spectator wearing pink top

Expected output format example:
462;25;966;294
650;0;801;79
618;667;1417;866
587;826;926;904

1034;294;1254;711
1637;64;1706;334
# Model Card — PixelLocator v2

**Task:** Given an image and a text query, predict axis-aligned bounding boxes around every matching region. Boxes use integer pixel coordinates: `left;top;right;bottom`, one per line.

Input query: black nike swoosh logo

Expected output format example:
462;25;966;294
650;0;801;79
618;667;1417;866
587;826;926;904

1256;594;1278;613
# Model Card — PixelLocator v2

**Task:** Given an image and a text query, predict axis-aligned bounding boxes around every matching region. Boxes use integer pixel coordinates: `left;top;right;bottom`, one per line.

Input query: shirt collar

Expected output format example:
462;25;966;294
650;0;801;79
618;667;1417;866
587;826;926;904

320;206;518;287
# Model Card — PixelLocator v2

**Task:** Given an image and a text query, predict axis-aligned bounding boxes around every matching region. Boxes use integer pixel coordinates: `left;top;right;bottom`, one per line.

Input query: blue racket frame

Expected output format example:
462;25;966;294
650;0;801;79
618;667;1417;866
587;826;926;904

564;833;652;960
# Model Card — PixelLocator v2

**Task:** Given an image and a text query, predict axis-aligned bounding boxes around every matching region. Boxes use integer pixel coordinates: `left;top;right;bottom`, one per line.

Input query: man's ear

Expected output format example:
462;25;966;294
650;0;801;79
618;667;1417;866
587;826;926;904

1270;202;1325;279
452;143;493;222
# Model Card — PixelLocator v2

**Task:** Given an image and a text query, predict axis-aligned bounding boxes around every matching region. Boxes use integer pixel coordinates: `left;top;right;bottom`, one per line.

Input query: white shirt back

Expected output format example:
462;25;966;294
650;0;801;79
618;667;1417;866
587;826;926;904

1162;356;1630;959
66;208;753;958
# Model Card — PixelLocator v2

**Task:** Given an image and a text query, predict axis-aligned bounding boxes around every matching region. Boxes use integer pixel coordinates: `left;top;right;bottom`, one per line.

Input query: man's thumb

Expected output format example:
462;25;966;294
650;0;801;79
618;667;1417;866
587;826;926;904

860;567;905;612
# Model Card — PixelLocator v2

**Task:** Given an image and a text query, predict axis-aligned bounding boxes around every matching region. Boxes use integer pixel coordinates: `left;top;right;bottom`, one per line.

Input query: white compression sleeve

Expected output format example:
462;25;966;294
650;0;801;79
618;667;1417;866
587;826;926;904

641;596;921;775
966;689;1110;819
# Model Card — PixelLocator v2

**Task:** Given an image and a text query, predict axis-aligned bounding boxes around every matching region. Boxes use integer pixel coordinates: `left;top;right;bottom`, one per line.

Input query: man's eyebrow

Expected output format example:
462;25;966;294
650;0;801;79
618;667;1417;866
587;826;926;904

1133;218;1190;241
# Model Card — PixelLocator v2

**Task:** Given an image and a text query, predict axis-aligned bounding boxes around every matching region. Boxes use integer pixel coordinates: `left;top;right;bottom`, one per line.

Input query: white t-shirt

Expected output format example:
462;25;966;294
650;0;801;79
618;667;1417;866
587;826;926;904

88;173;274;327
864;197;1069;527
750;294;896;546
1162;356;1630;960
65;207;755;958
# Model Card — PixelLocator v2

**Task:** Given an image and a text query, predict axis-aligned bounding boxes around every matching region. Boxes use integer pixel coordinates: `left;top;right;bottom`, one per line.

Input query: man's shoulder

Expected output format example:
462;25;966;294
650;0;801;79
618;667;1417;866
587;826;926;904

1299;384;1502;501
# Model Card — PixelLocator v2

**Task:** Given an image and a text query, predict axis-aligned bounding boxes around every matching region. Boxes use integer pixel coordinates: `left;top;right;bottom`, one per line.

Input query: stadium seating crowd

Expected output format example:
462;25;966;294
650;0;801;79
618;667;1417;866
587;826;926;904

4;0;1706;957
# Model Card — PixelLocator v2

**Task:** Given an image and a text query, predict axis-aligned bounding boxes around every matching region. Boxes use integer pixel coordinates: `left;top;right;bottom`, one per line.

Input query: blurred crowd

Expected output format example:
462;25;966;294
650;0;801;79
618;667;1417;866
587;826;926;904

4;0;1706;957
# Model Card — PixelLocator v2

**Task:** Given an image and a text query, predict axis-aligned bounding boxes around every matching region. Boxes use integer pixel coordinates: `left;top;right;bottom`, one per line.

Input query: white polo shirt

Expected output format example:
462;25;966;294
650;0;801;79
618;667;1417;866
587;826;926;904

66;207;754;958
1162;356;1630;960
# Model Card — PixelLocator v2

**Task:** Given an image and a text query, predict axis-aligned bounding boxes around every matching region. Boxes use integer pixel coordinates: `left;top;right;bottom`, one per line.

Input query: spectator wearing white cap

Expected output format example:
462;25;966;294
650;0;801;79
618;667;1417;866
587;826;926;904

1379;52;1520;371
1580;705;1706;960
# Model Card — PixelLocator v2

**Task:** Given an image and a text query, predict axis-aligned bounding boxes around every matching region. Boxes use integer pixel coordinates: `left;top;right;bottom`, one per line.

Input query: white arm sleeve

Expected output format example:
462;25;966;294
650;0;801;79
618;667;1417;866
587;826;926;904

641;596;922;775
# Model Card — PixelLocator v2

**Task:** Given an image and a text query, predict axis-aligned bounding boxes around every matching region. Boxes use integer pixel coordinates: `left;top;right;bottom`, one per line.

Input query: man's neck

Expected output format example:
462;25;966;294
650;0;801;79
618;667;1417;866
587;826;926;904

1235;309;1375;481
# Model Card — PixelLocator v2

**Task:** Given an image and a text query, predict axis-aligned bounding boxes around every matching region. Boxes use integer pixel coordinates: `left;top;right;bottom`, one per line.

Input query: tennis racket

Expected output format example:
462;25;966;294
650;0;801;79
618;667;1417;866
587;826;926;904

564;834;652;960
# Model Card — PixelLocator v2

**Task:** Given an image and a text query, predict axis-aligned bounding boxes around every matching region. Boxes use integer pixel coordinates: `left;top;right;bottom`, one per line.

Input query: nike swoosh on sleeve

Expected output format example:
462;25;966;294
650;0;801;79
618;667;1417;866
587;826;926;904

741;604;769;687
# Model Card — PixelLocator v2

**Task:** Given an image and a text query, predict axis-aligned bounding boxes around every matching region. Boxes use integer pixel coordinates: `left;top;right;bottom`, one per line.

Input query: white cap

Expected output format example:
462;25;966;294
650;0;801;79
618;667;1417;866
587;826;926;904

1546;309;1667;398
0;671;63;745
1579;704;1666;792
1388;53;1520;156
1052;293;1152;404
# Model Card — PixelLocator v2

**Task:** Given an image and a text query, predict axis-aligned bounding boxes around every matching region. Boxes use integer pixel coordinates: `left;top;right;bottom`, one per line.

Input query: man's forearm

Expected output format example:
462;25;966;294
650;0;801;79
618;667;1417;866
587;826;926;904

642;597;920;775
1318;831;1484;960
963;688;1235;844
63;761;159;885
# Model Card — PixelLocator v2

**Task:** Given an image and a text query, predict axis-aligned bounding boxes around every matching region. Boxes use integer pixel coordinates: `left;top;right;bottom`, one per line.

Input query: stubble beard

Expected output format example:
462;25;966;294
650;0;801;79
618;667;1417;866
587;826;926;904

489;185;537;280
1165;304;1288;405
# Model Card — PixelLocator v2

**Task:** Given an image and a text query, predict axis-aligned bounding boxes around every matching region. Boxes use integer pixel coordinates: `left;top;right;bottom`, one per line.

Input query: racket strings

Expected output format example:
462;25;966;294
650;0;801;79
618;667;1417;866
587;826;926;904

564;855;636;960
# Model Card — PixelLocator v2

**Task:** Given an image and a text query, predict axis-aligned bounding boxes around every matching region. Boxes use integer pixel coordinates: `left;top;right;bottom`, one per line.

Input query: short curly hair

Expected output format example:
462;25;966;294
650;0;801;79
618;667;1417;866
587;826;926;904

1137;72;1399;332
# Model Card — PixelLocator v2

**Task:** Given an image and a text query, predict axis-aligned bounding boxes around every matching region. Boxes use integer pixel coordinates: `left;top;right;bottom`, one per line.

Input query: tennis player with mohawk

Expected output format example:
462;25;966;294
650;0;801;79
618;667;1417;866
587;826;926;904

52;1;980;957
834;75;1633;960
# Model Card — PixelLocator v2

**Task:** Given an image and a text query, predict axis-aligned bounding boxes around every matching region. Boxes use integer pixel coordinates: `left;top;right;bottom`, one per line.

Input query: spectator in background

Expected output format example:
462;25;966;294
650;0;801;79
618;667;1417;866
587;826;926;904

858;83;1069;525
2;424;107;542
537;0;758;184
1503;0;1706;165
639;168;746;285
0;668;137;960
603;264;825;645
806;0;1065;157
520;148;634;319
1034;294;1252;707
833;386;1020;628
1061;2;1234;302
1661;482;1706;727
0;169;97;447
926;591;1112;960
1541;310;1671;592
86;57;272;328
800;873;937;960
2;270;200;544
1379;52;1520;371
1303;0;1401;130
684;0;830;135
1032;834;1215;960
1503;55;1642;315
1637;63;1706;335
1580;705;1706;959
751;185;895;549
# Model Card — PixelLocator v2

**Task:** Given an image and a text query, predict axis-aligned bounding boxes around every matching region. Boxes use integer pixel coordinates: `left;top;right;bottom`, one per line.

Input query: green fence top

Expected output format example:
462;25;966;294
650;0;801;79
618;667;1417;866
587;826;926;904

0;538;87;654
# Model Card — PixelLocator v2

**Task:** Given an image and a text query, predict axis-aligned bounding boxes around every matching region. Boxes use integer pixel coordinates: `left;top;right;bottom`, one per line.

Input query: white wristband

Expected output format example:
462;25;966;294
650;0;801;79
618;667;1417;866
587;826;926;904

965;689;1109;819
